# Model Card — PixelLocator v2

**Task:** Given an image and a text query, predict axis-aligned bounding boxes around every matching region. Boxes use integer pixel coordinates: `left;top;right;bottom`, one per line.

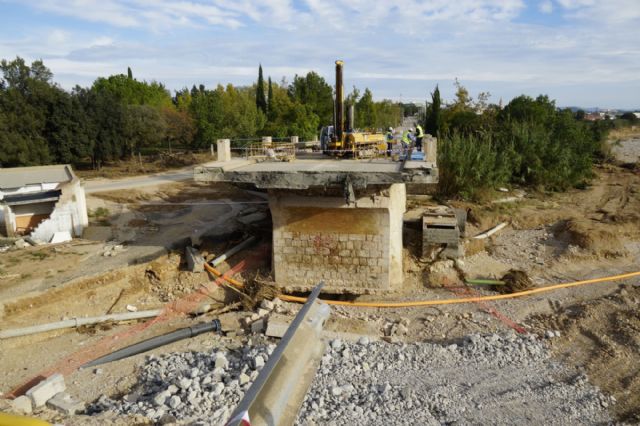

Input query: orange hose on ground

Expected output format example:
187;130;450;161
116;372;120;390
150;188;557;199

204;263;640;308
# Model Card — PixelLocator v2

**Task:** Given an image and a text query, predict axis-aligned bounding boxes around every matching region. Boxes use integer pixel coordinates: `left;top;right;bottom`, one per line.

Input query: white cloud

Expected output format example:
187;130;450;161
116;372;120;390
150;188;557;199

2;0;640;107
555;0;640;22
90;37;114;47
540;0;554;13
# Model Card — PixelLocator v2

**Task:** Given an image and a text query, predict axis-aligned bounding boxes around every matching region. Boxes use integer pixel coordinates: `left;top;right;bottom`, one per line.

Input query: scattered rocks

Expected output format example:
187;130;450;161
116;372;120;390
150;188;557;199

10;395;33;414
88;333;611;425
46;392;85;415
88;346;275;424
103;244;126;257
26;373;66;408
296;333;611;425
14;238;32;249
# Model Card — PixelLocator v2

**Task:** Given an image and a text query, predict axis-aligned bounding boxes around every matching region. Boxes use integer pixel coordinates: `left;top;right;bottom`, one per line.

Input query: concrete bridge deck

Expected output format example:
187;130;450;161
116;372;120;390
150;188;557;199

194;157;437;189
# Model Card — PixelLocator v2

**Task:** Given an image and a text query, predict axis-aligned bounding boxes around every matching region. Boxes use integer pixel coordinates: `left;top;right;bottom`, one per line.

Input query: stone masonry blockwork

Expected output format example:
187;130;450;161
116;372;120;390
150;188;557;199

268;184;406;294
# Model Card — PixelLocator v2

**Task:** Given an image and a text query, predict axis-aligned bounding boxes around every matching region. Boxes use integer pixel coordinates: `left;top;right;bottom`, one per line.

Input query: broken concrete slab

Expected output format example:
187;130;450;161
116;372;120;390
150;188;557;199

218;312;245;333
46;392;85;415
185;246;205;273
14;238;31;248
265;315;290;338
25;373;66;407
10;395;33;414
251;318;266;333
50;231;72;244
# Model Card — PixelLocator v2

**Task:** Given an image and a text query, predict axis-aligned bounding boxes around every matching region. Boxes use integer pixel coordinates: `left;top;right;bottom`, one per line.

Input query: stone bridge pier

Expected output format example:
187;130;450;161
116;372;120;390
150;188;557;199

194;150;437;294
268;184;405;294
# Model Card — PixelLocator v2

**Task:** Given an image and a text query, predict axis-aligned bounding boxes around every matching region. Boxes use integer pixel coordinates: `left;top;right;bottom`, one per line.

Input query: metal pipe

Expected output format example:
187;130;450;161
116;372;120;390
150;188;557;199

473;222;508;239
347;104;355;132
334;60;344;142
0;310;163;339
82;319;221;368
211;236;257;267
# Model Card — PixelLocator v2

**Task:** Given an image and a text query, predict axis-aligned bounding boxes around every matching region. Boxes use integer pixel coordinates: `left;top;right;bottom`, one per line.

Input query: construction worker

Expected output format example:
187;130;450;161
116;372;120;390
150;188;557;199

415;124;425;152
386;127;394;156
401;128;413;153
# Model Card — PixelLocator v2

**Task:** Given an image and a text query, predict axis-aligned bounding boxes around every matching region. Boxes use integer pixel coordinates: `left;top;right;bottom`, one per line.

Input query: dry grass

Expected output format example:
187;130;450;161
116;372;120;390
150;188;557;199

76;152;214;180
559;218;627;258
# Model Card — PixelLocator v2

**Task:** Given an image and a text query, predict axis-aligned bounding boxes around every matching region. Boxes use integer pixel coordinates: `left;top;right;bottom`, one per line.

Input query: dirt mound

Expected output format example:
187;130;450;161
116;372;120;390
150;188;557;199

497;269;534;294
527;284;640;422
556;218;627;258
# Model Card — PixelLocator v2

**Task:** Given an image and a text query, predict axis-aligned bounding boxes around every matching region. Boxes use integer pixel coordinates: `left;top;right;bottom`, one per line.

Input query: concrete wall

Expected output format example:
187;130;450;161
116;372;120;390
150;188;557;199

0;183;59;200
269;184;405;294
30;180;88;242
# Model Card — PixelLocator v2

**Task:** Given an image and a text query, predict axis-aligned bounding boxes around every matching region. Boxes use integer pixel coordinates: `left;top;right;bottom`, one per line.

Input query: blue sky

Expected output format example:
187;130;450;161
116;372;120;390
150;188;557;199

1;0;639;109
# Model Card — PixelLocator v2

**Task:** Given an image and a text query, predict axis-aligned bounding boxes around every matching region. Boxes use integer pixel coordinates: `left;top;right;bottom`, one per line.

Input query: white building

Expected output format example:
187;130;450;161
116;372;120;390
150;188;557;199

0;165;88;242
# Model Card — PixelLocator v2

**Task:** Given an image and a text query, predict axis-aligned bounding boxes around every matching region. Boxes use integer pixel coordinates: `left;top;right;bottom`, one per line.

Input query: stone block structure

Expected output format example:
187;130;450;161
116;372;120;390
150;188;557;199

194;152;437;294
269;184;405;293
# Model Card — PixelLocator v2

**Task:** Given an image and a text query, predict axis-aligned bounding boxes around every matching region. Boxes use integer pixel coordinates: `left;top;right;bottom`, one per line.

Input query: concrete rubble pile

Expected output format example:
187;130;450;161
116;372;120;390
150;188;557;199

88;344;275;424
296;332;613;425
88;331;612;425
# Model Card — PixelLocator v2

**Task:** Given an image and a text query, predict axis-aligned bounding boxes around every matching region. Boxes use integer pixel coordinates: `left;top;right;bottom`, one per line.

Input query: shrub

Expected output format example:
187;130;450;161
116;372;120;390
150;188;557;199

437;132;510;199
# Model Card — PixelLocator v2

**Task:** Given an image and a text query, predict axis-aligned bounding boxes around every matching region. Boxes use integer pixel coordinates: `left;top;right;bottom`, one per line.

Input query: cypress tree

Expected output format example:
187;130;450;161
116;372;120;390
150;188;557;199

127;66;133;79
267;76;273;115
426;85;441;136
256;65;267;114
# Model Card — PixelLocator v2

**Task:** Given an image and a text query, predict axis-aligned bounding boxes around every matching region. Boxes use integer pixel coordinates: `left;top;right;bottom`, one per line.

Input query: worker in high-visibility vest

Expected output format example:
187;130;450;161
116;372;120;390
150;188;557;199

415;124;425;152
386;127;394;156
401;128;413;151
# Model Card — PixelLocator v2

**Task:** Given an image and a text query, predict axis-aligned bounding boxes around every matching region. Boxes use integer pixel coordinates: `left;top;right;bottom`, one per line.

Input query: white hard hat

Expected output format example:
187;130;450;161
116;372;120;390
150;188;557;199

388;127;393;131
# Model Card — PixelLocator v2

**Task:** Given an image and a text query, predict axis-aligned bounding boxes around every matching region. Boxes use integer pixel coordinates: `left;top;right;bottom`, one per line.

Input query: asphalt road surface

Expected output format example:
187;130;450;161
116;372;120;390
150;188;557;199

83;168;193;194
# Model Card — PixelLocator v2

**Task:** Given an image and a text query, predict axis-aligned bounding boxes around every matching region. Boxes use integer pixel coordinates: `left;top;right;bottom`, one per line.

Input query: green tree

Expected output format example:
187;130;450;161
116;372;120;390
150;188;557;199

268;77;273;114
356;88;376;128
75;86;127;168
44;88;94;164
161;107;195;151
122;105;166;157
373;100;402;129
288;71;333;127
425;85;442;136
256;65;267;114
0;57;54;166
263;84;318;140
621;112;638;123
451;78;472;112
92;74;172;108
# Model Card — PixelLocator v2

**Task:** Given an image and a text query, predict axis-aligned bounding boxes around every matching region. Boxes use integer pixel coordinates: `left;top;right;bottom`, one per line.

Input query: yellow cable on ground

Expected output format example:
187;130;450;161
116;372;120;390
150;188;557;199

0;413;51;426
204;263;640;308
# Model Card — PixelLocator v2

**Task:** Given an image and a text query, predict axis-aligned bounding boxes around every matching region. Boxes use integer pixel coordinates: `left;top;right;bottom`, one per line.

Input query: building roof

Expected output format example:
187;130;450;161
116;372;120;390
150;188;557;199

0;165;76;189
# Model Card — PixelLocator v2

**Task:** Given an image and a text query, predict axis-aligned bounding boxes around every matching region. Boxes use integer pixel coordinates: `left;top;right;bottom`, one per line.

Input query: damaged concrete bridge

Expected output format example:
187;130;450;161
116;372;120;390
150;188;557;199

194;140;437;295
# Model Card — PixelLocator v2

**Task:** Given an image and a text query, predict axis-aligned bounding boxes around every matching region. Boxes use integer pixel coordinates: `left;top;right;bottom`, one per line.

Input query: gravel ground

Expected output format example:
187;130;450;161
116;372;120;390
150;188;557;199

612;137;640;163
489;227;572;271
89;332;612;425
297;333;612;425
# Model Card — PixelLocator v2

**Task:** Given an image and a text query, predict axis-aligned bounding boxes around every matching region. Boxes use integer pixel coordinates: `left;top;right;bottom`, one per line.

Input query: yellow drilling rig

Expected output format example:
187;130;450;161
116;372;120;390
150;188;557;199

320;60;387;157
